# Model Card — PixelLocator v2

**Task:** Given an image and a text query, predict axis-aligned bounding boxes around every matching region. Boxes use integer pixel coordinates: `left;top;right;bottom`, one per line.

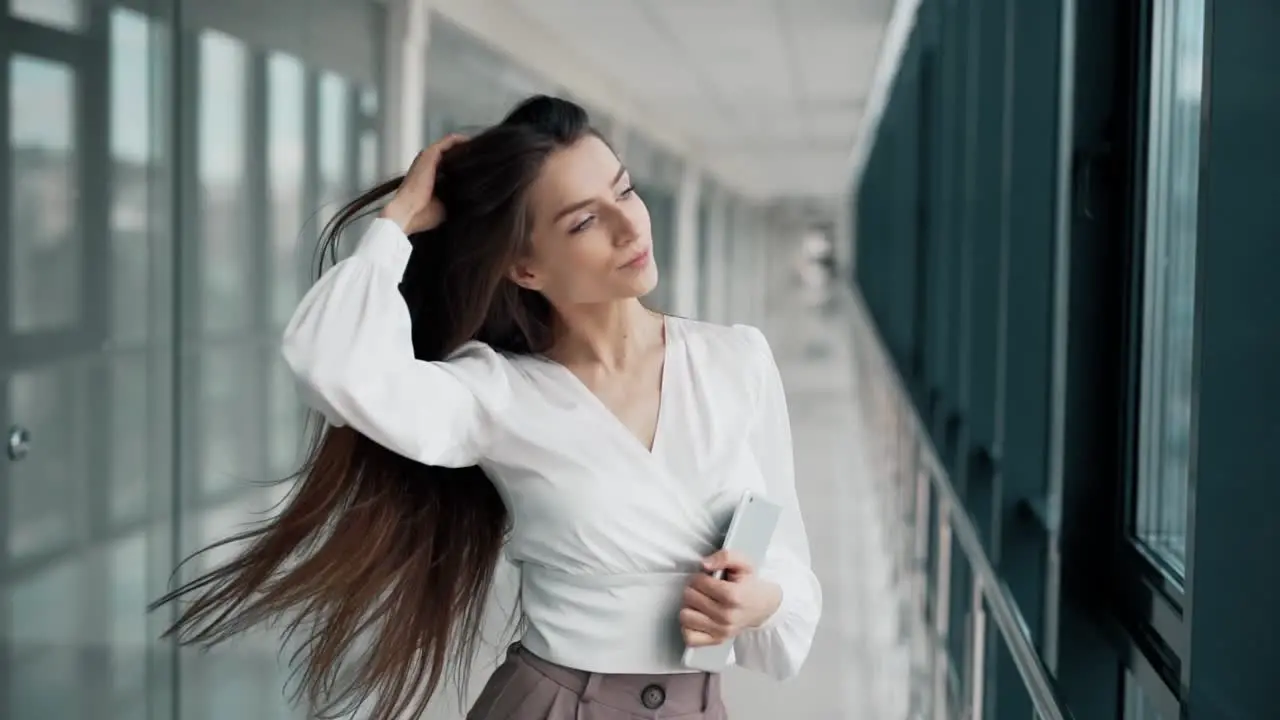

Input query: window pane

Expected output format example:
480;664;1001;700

1134;0;1205;577
359;86;378;117
10;553;86;718
197;344;261;497
267;52;307;327
1124;673;1171;720
9;0;82;32
318;72;350;257
635;184;676;313
110;7;155;345
9;55;80;333
318;72;348;208
7;361;88;560
358;127;379;188
109;353;149;524
197;31;251;335
268;357;303;479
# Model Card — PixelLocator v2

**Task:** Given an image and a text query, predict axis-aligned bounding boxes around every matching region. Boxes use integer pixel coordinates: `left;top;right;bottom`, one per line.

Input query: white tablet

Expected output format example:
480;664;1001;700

681;489;783;672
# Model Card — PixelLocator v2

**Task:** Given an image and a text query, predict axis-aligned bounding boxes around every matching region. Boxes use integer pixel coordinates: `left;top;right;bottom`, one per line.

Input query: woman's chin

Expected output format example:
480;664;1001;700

631;270;660;298
599;265;660;300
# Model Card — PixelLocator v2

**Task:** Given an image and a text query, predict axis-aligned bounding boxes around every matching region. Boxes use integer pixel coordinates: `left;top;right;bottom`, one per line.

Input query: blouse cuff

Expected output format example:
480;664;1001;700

754;583;788;631
353;217;413;274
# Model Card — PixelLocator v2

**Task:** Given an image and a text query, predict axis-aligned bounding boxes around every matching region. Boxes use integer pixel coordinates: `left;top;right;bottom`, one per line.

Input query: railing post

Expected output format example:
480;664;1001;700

849;285;1071;720
912;463;934;718
933;496;952;720
969;574;987;720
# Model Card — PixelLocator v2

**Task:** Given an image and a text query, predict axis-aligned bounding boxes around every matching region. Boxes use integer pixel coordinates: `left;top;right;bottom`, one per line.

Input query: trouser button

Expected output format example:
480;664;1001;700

640;683;666;709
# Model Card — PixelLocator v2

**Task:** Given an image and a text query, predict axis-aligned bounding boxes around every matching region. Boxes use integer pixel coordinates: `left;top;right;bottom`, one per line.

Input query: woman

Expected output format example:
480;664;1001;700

156;96;821;720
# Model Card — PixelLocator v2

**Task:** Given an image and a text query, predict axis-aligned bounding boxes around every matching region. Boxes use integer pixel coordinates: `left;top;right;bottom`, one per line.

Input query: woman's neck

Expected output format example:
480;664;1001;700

548;298;663;372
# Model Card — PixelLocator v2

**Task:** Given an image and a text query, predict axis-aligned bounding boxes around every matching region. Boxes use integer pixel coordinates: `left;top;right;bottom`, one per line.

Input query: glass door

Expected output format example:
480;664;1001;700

0;3;175;718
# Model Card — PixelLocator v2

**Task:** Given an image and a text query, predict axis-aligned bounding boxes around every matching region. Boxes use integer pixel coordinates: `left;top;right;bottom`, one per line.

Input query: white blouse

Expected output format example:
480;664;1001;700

281;219;821;679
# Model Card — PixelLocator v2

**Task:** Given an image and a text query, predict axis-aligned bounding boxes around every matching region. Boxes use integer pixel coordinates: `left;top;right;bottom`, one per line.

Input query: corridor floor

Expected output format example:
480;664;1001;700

718;285;911;720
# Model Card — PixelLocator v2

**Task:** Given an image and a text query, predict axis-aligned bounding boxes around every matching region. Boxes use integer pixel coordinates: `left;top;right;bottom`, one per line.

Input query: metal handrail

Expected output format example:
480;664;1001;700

847;288;1072;720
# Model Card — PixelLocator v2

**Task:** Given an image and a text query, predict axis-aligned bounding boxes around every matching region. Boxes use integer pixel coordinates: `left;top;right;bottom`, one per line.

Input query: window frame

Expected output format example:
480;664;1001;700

1112;0;1209;711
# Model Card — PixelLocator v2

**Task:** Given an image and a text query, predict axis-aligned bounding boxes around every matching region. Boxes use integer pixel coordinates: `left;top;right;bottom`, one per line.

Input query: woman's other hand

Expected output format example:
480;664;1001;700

680;549;783;647
380;134;469;234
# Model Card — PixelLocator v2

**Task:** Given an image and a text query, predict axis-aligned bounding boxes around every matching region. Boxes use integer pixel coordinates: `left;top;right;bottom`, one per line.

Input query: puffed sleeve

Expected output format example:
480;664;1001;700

281;218;510;468
731;324;823;680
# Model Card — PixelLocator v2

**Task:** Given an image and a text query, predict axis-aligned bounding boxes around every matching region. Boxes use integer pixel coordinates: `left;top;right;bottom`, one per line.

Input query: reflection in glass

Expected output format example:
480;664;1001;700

10;556;84;718
357;88;380;201
197;345;262;497
359;128;380;189
1135;0;1205;576
198;31;252;334
319;72;349;218
268;357;304;479
110;7;155;345
180;492;303;720
10;0;82;32
637;185;676;312
1124;673;1169;720
268;52;307;327
9;54;80;333
108;532;150;708
360;86;379;117
318;73;352;259
7;362;86;559
697;197;713;319
110;354;149;523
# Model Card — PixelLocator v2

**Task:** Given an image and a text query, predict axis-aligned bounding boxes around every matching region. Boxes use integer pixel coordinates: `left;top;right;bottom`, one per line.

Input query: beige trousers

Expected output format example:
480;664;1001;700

466;644;728;720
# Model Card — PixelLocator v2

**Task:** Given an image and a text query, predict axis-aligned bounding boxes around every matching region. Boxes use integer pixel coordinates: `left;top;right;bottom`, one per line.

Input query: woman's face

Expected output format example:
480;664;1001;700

511;135;658;305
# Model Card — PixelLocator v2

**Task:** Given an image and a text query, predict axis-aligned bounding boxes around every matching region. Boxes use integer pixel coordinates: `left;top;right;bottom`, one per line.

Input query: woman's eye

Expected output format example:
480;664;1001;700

570;216;596;234
619;185;636;199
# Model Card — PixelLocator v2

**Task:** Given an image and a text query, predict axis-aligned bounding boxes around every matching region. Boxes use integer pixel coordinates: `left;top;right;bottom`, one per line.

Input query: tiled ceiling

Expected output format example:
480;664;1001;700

499;0;893;199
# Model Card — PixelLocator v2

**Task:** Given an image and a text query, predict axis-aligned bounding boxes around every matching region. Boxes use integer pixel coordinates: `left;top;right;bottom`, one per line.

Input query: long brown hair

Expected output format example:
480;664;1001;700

151;96;602;719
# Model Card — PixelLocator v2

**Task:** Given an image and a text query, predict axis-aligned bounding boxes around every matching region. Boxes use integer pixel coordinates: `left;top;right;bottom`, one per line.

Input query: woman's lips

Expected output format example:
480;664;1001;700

620;248;651;269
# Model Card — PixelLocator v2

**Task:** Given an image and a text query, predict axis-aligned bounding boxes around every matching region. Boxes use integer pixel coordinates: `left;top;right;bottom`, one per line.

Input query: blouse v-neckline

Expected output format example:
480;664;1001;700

537;315;676;457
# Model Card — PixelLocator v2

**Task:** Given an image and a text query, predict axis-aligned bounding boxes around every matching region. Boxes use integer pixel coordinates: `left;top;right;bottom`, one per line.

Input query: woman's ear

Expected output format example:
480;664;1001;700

507;260;544;291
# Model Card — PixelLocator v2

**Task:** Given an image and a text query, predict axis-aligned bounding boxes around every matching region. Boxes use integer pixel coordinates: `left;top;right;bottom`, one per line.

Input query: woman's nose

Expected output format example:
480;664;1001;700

613;210;641;246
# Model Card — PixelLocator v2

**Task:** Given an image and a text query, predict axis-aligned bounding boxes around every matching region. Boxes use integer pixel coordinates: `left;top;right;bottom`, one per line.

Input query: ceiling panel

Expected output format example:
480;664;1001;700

506;0;700;97
792;23;884;98
804;110;865;139
714;107;808;142
779;0;895;23
492;0;889;197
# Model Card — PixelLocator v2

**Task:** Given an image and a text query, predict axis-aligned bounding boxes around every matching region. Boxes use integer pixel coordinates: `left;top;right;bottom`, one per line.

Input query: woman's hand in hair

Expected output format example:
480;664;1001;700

381;134;469;234
679;549;784;647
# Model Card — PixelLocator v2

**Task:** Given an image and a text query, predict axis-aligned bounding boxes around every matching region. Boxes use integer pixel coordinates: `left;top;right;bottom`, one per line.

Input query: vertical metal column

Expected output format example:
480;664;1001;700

672;164;703;318
381;0;430;175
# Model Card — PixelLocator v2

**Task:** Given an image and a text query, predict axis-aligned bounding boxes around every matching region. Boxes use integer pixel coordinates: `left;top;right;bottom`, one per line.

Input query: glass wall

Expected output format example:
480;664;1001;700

1;1;384;718
1133;0;1204;580
852;0;1280;717
1;2;177;718
176;1;385;717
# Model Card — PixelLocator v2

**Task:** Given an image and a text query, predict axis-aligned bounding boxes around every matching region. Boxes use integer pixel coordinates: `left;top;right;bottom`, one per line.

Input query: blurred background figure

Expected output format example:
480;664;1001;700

794;225;837;309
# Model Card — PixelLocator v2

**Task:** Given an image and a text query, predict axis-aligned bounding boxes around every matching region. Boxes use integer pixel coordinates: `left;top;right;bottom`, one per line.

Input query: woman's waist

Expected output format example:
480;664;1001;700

520;562;700;589
517;563;696;618
516;563;699;674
